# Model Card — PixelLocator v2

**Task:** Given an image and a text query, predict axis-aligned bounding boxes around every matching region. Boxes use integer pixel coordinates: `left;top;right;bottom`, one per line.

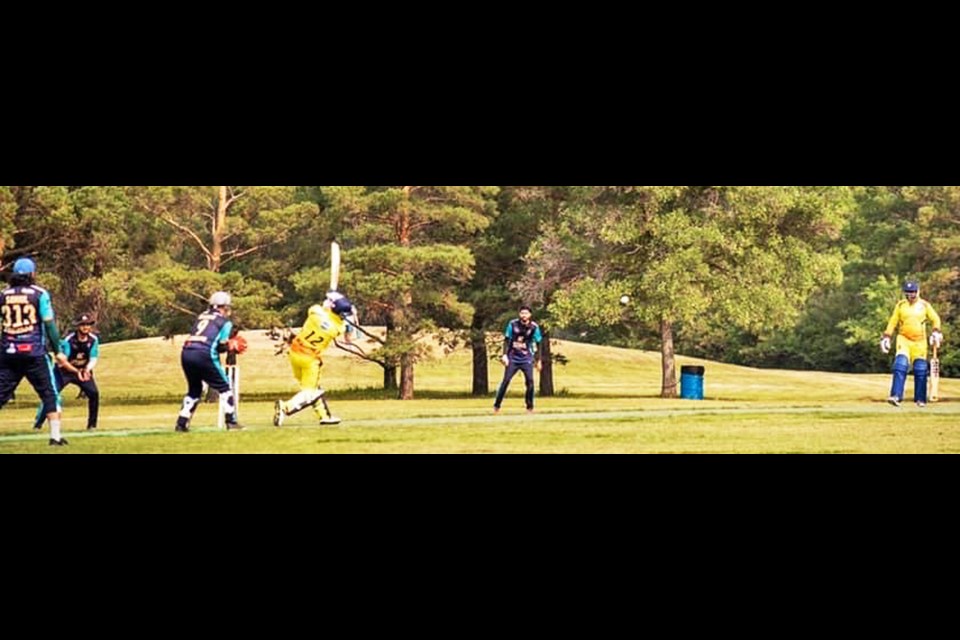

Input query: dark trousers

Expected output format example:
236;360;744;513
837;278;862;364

0;354;59;415
494;360;535;409
181;348;231;398
35;369;100;429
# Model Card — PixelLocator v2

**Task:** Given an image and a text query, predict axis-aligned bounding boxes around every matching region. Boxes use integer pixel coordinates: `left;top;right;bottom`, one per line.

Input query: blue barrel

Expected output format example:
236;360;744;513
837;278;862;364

680;365;705;400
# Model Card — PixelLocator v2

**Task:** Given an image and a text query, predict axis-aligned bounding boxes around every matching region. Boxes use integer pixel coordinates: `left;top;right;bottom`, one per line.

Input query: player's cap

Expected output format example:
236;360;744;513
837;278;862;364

209;291;232;307
74;313;96;326
13;258;36;274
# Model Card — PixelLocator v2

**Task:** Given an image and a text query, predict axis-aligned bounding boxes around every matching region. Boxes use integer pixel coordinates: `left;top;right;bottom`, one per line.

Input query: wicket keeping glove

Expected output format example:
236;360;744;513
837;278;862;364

228;335;249;354
930;330;943;347
880;336;891;354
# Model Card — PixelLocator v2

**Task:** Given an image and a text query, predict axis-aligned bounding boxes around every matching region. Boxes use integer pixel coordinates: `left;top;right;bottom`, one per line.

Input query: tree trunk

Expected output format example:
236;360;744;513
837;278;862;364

660;316;678;398
471;332;489;396
394;209;413;398
399;351;414;400
471;316;489;395
382;317;398;390
212;186;227;272
383;364;398;390
539;331;555;396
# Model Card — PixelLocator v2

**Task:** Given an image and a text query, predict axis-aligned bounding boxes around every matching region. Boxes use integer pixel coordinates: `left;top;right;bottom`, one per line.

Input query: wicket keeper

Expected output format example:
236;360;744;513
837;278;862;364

175;291;247;432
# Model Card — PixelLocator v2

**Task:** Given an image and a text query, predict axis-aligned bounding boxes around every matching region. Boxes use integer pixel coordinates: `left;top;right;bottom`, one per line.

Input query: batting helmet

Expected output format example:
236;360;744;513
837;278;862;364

209;291;232;307
13;258;36;274
331;296;354;318
903;281;919;293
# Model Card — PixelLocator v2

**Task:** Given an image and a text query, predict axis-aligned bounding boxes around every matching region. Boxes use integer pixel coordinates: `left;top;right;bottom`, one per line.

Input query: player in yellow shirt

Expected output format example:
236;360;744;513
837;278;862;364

273;291;356;426
880;281;943;407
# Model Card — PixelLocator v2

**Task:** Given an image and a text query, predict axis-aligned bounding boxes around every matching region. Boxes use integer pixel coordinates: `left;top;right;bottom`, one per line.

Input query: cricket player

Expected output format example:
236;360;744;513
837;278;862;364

880;280;943;407
175;291;247;432
273;291;356;426
34;313;101;431
0;258;72;445
493;305;543;414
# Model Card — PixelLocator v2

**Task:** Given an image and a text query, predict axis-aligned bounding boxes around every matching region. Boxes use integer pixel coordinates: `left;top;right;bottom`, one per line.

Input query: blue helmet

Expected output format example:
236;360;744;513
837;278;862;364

331;296;354;318
13;258;36;274
903;281;919;293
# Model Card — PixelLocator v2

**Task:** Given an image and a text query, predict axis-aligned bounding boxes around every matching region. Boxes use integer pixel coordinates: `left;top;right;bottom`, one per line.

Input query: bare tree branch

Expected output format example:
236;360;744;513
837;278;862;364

163;300;200;316
219;237;289;268
160;215;212;261
225;188;244;208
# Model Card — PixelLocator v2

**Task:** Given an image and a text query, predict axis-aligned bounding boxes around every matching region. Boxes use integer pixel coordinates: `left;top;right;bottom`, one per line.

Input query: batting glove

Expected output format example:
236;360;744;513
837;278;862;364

880;336;891;354
930;330;943;347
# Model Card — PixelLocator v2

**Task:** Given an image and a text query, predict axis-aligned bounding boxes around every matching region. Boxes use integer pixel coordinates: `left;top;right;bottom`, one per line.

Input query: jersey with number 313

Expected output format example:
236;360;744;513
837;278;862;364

291;305;347;358
1;285;54;356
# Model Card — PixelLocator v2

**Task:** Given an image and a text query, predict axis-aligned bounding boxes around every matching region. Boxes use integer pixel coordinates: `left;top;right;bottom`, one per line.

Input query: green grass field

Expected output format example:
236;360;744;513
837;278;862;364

1;330;957;453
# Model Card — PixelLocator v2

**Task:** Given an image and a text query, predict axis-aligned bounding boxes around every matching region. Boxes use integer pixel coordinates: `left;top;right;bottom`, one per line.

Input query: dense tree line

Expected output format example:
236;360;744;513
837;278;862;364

2;186;956;398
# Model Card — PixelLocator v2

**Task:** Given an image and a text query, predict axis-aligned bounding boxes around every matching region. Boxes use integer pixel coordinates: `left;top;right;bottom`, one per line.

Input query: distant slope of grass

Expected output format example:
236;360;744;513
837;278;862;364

3;328;956;404
2;331;957;453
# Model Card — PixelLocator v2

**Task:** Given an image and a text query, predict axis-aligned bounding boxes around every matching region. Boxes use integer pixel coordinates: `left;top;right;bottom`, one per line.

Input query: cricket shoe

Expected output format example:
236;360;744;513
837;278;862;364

49;438;69;446
33;422;44;431
887;396;901;407
320;416;342;425
175;417;190;432
273;400;285;427
916;401;926;408
226;420;245;431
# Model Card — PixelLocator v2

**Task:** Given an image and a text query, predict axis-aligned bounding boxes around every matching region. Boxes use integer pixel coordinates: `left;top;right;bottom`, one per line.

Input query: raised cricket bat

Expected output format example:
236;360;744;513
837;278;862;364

330;241;341;292
930;344;940;402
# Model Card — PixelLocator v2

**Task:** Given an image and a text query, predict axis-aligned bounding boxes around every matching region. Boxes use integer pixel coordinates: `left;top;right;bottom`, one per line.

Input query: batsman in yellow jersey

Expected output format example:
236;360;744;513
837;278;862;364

273;291;357;426
880;281;943;407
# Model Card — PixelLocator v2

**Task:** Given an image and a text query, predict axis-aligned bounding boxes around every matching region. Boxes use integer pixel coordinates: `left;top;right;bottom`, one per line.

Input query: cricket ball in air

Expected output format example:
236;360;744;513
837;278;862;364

620;295;630;305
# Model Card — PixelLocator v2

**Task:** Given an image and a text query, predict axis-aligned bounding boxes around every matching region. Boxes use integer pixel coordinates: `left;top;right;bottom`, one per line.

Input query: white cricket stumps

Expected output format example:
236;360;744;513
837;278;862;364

217;364;240;430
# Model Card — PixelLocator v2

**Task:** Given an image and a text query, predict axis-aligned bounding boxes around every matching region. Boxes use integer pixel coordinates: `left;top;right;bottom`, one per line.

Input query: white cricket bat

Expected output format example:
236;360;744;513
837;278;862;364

330;241;341;292
930;344;940;402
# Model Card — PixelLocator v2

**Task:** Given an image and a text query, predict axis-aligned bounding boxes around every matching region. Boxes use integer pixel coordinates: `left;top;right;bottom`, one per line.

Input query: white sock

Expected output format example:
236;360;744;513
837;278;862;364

50;418;62;441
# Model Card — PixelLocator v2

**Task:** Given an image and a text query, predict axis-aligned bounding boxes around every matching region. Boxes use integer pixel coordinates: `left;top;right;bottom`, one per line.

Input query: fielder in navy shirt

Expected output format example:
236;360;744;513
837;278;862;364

493;305;543;413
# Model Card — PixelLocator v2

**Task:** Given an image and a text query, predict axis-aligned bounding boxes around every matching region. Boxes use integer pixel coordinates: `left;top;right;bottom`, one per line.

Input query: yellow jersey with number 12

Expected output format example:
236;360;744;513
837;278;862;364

291;305;347;358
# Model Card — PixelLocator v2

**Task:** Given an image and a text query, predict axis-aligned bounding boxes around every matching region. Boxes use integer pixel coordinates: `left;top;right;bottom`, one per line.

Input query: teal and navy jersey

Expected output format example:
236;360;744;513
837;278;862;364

61;332;100;368
1;284;55;357
182;309;233;359
503;319;542;364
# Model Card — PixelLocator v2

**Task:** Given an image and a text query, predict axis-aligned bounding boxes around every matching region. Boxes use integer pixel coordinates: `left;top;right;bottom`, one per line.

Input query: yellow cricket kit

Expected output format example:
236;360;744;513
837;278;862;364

885;298;941;342
885;297;941;362
289;305;348;390
291;305;347;358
